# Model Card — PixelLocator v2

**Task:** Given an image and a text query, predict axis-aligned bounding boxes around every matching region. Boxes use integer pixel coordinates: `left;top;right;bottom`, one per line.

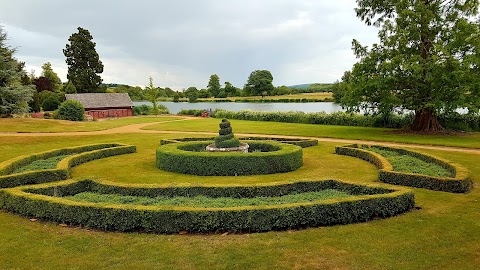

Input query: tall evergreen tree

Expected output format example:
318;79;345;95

207;74;221;98
63;27;104;93
337;0;480;132
0;26;35;115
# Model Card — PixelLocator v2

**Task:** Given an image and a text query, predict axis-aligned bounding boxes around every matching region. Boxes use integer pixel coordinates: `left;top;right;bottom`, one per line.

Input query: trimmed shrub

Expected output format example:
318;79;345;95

214;119;241;148
0;144;136;188
160;137;318;148
156;141;303;176
0;179;414;233
57;100;84;121
335;144;472;193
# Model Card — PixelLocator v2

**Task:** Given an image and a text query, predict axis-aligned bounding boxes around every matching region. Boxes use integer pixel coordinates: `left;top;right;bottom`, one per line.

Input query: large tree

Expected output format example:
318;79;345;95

41;62;62;92
63;27;104;93
337;0;480;131
0;26;35;115
207;74;221;98
244;70;274;97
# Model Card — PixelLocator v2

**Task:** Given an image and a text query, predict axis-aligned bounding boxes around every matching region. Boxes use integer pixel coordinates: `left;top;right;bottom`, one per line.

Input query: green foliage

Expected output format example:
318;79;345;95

12;155;70;174
207;74;221;98
57;100;84;121
41;94;61;111
156;141;303;176
335;144;472;193
66;189;351;208
160;137;318;149
244;70;274;96
215;119;241;148
184;86;199;102
0;26;35;115
0;143;136;188
339;0;480;131
63;81;77;94
133;104;169;116
41;62;62;92
143;77;167;115
1;179;414;233
363;146;454;178
63;27;104;93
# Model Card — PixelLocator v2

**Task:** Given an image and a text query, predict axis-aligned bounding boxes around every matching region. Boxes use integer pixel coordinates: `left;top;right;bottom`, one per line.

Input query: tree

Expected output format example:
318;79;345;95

41;62;62;91
63;27;104;93
33;77;53;92
207;74;221;98
63;81;77;94
244;70;274;96
143;77;163;115
338;0;480;132
184;86;198;102
224;81;241;97
0;26;35;115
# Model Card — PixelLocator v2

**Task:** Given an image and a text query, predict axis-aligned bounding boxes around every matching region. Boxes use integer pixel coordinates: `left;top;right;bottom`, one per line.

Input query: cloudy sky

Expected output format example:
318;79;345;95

0;0;378;90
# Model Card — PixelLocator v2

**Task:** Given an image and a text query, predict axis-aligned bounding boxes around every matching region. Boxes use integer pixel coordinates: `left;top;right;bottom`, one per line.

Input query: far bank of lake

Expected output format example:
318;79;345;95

133;101;344;114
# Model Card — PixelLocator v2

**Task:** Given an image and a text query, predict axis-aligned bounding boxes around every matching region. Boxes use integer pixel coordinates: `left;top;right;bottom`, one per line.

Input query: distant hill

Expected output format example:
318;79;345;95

288;83;313;89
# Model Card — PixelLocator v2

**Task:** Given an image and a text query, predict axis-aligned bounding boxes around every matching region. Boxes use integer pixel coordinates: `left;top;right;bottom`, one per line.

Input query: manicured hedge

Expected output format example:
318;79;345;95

159;137;318;148
335;144;472;193
156;141;303;176
0;144;136;188
0;179;414;233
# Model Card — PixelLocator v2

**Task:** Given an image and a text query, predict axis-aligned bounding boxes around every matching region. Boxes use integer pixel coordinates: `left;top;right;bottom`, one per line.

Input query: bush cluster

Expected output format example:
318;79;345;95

57;100;85;121
178;109;480;131
0;144;136;188
156;141;303;176
0;179;414;233
335;144;472;193
160;137;318;148
133;104;169;115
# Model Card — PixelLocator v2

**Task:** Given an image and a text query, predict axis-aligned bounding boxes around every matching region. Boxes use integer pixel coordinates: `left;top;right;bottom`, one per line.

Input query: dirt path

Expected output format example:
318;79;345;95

2;119;479;155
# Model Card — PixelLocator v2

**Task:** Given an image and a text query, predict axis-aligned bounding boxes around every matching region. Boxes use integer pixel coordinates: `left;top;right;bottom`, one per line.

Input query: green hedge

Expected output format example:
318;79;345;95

335;144;472;193
0;179;414;233
159;137;318;148
0;144;136;188
156;141;303;176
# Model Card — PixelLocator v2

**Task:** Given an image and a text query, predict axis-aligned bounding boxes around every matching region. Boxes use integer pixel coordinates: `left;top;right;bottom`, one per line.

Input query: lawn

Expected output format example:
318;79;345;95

144;117;480;149
0;116;179;133
0;119;479;269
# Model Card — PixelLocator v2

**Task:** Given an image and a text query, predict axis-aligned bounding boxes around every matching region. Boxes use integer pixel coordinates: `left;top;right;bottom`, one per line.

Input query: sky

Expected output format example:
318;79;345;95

0;0;378;90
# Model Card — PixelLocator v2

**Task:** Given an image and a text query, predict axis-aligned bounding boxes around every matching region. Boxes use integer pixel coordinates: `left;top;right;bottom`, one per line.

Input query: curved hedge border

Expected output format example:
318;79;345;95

160;136;318;148
0;179;414;233
0;144;136;188
156;140;303;176
335;144;472;193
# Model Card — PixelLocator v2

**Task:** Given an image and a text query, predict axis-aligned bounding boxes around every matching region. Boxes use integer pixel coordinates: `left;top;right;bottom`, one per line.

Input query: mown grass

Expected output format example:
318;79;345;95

363;147;454;177
0;121;479;269
65;189;351;208
0;116;178;133
144;117;480;149
12;154;71;174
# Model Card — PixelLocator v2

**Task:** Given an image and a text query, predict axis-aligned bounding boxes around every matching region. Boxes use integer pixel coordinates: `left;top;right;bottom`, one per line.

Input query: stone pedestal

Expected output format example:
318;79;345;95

206;143;249;153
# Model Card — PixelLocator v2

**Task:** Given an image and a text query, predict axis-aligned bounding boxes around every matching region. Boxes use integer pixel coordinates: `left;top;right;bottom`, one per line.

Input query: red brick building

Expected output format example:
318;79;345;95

65;93;134;119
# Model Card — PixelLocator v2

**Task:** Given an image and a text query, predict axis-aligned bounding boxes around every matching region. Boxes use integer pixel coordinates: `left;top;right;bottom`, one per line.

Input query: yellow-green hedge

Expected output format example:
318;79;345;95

335;144;472;193
156;141;303;176
0;179;414;233
0;144;136;188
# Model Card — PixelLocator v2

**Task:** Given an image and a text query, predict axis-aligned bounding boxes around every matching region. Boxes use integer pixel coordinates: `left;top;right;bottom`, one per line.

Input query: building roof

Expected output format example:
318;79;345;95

65;93;133;109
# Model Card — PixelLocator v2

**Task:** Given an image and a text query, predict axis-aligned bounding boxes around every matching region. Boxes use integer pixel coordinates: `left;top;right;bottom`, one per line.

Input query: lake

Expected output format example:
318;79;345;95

133;101;345;114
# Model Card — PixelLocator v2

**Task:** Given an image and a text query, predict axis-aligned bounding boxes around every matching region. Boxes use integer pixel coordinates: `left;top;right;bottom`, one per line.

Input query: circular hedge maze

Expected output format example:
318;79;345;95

0;138;442;234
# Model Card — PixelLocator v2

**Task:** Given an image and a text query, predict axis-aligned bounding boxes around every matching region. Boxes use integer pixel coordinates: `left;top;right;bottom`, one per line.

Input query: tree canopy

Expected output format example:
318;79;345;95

335;0;480;131
143;77;163;114
244;70;274;97
41;62;62;92
63;27;104;93
0;26;35;115
207;74;221;98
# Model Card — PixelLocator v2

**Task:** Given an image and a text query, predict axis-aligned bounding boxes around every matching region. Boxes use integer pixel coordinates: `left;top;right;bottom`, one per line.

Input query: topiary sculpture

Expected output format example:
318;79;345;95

214;119;241;148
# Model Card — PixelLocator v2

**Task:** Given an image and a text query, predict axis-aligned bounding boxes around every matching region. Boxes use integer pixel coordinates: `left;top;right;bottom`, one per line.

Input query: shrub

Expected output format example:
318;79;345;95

57;100;84;121
133;104;169;115
215;119;241;148
0;179;414;233
335;144;472;193
156;141;303;176
160;137;318;148
41;95;61;111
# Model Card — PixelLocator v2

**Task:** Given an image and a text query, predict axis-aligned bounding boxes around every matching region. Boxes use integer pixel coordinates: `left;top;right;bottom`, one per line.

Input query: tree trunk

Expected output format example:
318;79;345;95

410;108;444;132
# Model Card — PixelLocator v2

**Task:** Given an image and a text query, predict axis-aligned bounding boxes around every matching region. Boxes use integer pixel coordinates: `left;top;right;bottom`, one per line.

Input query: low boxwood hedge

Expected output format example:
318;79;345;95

335;144;472;193
0;144;136;188
156;141;303;176
159;136;318;148
0;179;414;233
